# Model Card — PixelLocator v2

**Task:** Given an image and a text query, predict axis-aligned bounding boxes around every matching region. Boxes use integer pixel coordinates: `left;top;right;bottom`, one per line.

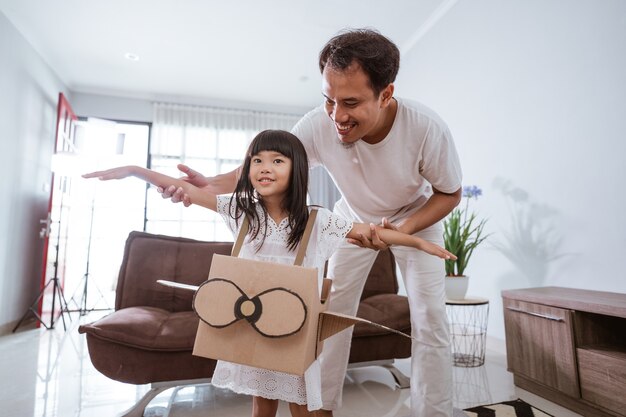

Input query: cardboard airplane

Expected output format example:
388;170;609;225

158;210;412;376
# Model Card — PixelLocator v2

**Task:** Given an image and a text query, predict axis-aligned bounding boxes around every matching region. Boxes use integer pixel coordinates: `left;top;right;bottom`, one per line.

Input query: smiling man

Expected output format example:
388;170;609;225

290;29;462;417
160;28;462;417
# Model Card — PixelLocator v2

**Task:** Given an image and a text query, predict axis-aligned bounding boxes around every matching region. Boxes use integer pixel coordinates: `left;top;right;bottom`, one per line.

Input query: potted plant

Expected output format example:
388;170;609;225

443;185;489;299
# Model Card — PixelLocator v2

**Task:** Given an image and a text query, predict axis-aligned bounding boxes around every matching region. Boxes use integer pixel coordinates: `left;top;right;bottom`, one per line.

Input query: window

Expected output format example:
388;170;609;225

146;127;250;241
61;120;150;309
147;103;302;241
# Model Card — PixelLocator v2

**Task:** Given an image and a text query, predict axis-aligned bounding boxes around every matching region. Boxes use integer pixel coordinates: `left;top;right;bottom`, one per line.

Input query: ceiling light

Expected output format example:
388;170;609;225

124;52;140;61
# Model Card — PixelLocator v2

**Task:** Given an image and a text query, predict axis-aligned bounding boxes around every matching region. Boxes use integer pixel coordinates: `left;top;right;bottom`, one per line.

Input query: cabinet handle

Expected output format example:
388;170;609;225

506;306;564;322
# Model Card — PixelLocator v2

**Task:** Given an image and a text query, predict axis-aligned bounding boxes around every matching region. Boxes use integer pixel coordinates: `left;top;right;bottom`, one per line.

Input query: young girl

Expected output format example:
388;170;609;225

83;129;455;417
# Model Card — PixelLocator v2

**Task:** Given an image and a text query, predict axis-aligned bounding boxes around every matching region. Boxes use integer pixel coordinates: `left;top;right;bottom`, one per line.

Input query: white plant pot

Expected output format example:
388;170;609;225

445;275;469;300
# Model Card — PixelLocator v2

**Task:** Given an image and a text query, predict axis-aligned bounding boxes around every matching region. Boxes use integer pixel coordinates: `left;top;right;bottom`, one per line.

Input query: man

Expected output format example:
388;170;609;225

162;29;462;417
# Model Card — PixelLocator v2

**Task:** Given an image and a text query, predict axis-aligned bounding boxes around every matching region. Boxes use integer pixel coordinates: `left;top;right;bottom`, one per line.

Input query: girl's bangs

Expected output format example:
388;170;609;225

249;131;294;159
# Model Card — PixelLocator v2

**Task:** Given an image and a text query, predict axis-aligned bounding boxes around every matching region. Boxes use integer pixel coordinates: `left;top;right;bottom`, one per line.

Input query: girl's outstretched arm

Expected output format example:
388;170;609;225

83;165;218;211
347;222;456;260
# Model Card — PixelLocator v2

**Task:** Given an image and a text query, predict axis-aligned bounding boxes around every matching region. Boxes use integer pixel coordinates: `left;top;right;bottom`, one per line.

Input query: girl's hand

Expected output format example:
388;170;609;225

82;166;135;181
347;217;395;250
417;239;457;260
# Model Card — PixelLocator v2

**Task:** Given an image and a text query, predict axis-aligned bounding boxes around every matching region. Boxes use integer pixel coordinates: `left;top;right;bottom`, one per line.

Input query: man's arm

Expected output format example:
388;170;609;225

394;186;462;235
158;164;240;207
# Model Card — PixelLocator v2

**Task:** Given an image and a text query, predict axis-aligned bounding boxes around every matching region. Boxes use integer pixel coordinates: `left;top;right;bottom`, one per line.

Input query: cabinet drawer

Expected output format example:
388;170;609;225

503;299;579;397
577;348;626;416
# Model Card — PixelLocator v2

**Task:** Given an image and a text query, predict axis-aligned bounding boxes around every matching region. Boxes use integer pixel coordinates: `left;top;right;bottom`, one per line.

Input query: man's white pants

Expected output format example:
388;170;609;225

319;224;453;417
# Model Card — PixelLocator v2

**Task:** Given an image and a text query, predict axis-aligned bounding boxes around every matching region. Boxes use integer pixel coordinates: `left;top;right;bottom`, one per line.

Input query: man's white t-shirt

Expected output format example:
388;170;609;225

291;97;463;225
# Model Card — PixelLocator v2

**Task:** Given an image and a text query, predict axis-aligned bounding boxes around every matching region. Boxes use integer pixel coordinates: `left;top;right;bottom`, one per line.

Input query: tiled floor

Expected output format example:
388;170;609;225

1;310;583;417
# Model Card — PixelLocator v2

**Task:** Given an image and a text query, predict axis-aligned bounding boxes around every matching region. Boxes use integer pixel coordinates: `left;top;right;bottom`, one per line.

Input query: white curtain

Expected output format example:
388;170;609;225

153;102;302;130
152;102;302;152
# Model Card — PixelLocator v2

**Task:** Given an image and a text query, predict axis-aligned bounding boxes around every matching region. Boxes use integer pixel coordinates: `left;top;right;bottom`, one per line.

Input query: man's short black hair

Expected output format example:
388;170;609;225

319;28;400;96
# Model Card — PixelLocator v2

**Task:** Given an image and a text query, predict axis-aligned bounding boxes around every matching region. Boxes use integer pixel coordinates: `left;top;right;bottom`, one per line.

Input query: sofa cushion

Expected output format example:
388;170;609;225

353;294;411;337
79;307;199;351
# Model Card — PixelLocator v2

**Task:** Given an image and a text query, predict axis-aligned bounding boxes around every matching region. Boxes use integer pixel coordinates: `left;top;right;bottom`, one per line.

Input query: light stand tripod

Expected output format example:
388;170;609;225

67;186;111;316
13;195;71;332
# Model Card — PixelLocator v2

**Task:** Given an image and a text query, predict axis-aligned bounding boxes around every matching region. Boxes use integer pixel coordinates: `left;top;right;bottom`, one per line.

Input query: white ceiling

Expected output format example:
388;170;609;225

0;0;452;110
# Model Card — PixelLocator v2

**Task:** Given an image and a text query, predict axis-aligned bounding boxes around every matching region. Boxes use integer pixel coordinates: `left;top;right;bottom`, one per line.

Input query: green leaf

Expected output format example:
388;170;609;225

442;197;490;276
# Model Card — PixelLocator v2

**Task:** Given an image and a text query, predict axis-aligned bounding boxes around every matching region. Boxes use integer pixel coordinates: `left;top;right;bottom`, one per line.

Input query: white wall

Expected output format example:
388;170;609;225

396;0;626;339
72;93;154;123
0;12;69;333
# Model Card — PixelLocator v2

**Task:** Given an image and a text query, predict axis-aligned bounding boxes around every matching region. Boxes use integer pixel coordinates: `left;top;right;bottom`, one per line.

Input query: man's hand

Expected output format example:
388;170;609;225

157;164;209;207
347;217;397;250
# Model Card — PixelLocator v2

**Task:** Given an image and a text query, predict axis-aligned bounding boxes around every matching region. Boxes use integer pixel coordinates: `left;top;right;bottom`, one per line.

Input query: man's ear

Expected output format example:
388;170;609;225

380;84;395;107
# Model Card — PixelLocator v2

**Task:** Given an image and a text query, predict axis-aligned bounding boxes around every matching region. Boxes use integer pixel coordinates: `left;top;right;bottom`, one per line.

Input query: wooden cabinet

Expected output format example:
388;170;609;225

502;287;626;417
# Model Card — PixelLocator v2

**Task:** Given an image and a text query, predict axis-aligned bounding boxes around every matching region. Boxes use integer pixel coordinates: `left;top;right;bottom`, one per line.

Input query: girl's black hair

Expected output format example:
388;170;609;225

229;129;309;251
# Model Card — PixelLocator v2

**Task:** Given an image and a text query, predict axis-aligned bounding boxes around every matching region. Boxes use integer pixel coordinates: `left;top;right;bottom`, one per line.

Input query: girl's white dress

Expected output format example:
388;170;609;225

211;195;352;410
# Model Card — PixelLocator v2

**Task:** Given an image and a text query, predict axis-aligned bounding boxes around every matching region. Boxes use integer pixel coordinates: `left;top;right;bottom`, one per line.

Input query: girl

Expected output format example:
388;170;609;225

83;129;455;417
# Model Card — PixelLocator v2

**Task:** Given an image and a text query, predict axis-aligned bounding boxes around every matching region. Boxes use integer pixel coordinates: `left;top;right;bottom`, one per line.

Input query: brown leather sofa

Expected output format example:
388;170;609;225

79;231;411;416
